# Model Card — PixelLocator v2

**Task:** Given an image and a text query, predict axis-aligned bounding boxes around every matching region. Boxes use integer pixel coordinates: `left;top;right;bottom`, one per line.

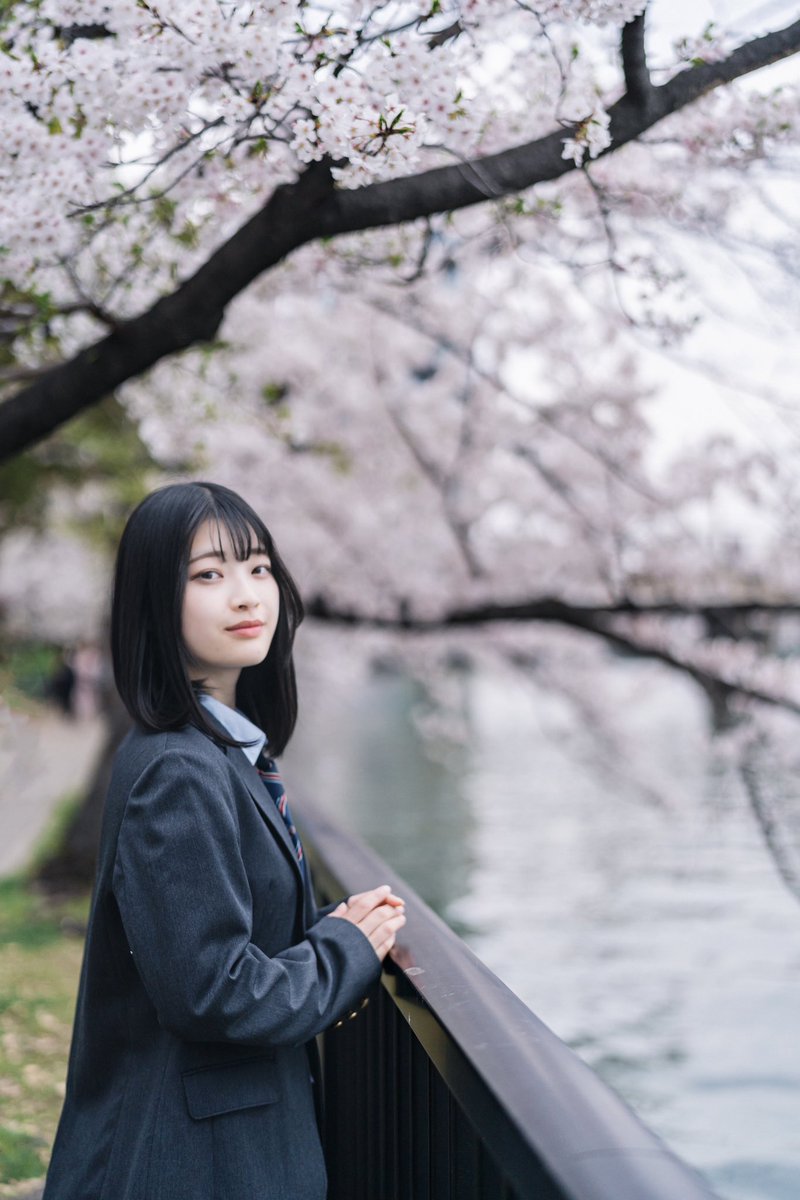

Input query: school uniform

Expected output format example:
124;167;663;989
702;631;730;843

43;701;381;1200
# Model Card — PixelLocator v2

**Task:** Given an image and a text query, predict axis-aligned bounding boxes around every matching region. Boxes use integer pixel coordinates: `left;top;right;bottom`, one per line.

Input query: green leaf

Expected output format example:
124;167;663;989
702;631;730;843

70;105;87;138
261;381;289;405
175;220;199;248
152;195;177;228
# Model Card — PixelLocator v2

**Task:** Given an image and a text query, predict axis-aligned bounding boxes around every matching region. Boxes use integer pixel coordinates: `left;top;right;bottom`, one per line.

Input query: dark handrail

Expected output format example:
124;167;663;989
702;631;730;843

298;793;720;1200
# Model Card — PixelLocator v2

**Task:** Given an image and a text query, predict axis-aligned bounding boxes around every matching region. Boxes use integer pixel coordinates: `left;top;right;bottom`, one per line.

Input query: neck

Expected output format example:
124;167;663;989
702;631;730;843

194;675;239;710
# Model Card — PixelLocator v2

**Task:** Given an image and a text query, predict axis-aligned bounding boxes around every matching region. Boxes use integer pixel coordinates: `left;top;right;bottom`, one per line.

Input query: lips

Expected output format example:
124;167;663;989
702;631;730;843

226;621;264;631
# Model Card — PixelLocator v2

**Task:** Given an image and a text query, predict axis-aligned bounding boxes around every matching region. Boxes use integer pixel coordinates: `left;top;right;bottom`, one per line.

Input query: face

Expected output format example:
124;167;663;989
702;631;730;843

182;519;280;707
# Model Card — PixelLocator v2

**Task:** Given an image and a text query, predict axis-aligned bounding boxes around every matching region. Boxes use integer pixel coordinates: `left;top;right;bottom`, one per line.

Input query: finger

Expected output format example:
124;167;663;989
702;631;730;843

371;929;398;961
358;903;403;935
347;885;391;907
361;907;406;940
331;902;402;932
351;886;404;909
344;885;393;919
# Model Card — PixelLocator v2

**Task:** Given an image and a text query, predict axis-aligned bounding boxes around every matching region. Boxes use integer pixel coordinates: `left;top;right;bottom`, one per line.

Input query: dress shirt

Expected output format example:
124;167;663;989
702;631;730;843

198;693;267;763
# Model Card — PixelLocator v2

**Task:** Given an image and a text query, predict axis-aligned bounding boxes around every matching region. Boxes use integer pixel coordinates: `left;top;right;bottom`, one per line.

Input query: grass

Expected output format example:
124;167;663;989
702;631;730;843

0;642;61;716
0;875;88;1194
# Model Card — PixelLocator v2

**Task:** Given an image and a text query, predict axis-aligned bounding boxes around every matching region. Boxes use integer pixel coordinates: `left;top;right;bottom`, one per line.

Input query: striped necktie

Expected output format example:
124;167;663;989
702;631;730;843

255;754;307;881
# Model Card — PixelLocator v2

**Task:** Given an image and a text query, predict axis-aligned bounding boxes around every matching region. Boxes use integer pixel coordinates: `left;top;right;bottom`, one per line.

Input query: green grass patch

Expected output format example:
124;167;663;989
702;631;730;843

0;1126;46;1184
0;876;88;1188
0;875;86;951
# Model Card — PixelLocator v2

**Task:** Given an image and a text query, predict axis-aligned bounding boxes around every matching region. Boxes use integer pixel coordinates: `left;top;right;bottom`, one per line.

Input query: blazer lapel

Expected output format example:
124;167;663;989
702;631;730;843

225;745;311;928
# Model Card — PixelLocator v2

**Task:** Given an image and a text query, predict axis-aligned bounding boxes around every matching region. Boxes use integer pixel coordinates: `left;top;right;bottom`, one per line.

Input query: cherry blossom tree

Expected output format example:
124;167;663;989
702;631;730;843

1;0;800;891
0;0;797;456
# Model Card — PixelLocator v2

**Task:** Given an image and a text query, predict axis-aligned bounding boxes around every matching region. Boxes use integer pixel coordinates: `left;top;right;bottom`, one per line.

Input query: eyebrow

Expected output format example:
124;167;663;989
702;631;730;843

188;549;225;565
188;548;272;565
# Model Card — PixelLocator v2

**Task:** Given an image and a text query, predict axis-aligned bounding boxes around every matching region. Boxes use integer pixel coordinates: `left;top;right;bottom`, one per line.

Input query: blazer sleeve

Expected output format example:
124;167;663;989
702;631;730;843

112;746;381;1047
316;898;350;919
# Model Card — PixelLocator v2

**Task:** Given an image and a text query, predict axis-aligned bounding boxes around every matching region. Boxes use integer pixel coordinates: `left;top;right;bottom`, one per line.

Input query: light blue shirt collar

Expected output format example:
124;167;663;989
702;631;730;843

198;693;267;765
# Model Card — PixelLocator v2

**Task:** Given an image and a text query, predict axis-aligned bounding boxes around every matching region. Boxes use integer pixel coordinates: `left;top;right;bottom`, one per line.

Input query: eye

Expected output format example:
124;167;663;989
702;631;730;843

193;569;222;581
252;562;273;575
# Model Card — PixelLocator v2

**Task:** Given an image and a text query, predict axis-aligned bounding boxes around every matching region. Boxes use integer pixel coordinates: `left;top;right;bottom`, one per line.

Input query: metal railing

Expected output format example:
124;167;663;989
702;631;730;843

298;794;720;1200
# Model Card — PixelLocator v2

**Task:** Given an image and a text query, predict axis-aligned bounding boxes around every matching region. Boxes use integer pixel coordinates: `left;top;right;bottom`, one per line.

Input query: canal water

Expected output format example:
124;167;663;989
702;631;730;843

285;647;800;1200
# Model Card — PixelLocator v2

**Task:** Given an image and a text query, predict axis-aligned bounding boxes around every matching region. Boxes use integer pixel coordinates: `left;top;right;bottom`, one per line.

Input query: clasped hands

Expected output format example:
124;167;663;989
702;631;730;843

328;884;405;961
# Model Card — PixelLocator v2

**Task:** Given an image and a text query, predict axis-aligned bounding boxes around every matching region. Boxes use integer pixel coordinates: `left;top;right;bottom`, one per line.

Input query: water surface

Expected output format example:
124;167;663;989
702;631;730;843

286;655;800;1199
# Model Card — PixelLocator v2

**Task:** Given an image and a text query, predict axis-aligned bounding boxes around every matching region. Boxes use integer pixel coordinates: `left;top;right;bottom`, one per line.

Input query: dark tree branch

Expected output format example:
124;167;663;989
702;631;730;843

1;16;799;461
55;24;112;43
621;11;653;110
304;593;800;715
0;161;338;460
427;20;463;49
309;595;800;627
572;618;800;717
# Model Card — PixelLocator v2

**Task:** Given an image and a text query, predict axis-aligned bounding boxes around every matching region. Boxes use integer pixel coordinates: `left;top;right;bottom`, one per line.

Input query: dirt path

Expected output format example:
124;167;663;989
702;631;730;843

0;709;105;878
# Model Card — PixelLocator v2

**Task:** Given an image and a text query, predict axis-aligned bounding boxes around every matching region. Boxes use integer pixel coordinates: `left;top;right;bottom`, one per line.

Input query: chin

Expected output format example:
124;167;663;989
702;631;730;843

241;642;272;667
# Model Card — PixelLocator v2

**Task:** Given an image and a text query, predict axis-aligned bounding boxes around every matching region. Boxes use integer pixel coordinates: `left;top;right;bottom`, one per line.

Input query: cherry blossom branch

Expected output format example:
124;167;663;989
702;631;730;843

364;292;672;511
522;6;570;110
304;594;800;714
72;116;226;217
357;290;642;585
2;15;799;462
382;388;485;579
571;619;800;717
510;442;622;592
307;594;800;628
0;298;119;341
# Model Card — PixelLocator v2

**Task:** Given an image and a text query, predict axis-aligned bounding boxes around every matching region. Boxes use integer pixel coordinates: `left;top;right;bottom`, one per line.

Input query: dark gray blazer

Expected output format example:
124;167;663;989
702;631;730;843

43;721;381;1200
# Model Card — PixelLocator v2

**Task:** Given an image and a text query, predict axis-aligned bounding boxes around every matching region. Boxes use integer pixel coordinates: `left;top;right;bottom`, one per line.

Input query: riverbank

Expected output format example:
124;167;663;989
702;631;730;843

0;710;104;879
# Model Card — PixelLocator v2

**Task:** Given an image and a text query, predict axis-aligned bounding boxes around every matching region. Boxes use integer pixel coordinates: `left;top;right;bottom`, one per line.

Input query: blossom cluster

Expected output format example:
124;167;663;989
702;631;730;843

561;107;611;166
0;0;666;310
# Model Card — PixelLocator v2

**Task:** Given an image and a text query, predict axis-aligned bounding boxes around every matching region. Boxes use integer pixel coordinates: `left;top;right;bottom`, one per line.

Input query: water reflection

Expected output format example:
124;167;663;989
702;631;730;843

286;654;800;1200
287;667;475;922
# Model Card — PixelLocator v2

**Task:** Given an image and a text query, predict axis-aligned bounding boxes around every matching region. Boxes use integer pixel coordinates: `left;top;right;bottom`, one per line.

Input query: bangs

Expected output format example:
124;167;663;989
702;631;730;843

195;487;272;562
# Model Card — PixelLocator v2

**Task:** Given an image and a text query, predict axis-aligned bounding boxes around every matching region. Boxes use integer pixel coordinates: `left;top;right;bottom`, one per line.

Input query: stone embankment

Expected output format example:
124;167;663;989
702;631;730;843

0;709;104;878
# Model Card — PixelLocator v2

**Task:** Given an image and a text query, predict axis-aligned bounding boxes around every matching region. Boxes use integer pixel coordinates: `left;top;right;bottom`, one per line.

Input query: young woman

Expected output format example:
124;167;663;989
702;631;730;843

43;481;405;1200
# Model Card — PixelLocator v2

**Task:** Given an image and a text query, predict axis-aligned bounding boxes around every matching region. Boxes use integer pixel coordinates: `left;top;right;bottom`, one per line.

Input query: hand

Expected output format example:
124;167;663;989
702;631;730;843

328;884;406;962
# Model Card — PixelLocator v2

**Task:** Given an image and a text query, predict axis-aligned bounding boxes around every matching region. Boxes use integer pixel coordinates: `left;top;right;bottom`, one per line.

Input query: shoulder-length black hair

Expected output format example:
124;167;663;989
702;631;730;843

111;481;304;755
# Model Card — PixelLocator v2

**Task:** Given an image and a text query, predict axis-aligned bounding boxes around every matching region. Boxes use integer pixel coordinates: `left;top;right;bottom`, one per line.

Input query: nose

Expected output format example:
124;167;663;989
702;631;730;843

231;569;261;610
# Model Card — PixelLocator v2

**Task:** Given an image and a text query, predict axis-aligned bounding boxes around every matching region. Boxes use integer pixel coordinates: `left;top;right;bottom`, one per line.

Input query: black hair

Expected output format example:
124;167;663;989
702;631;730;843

111;481;304;755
